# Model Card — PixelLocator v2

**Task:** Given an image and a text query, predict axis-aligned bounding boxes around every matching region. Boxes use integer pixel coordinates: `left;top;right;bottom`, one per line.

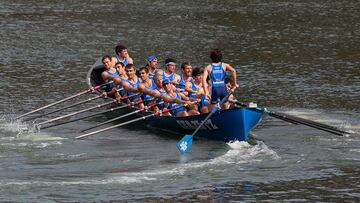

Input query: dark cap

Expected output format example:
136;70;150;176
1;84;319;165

162;78;171;85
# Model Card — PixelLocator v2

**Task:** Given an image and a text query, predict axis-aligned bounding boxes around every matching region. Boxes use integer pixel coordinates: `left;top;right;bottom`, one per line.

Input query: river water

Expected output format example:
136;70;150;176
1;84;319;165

0;0;359;202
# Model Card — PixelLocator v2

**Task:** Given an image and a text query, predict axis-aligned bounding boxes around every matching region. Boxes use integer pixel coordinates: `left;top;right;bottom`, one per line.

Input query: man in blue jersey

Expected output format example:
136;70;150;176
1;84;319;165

101;55;119;94
176;62;193;94
115;64;144;108
186;67;210;114
101;55;119;82
203;49;238;110
156;58;180;86
111;44;134;67
147;54;158;79
137;67;157;108
162;79;199;117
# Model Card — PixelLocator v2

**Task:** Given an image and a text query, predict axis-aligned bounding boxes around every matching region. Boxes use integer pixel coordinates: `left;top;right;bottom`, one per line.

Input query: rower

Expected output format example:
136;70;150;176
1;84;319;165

151;74;167;113
101;55;119;92
112;44;134;67
137;67;157;110
186;67;210;114
203;48;238;111
114;62;127;96
147;54;158;80
162;79;200;117
156;58;180;86
176;62;193;94
224;77;238;109
115;64;144;108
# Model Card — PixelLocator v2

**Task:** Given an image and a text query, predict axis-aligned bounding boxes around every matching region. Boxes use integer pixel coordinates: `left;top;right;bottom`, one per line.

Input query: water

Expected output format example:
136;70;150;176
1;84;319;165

0;0;359;201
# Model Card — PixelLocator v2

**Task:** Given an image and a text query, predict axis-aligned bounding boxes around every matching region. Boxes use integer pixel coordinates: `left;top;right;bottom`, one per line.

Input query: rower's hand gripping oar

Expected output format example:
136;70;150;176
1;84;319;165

177;88;236;153
23;88;123;122
75;104;186;139
15;82;113;120
233;101;350;136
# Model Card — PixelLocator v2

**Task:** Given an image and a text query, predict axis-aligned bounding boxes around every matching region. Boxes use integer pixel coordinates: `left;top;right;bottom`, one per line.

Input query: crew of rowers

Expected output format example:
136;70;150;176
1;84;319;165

100;44;239;117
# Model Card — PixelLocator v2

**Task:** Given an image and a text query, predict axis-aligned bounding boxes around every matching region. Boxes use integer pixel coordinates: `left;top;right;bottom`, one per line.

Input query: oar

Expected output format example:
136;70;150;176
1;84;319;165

233;101;350;136
40;104;129;130
36;93;139;129
35;99;119;127
177;88;236;153
75;105;185;139
23;88;123;122
81;100;161;132
15;82;113;120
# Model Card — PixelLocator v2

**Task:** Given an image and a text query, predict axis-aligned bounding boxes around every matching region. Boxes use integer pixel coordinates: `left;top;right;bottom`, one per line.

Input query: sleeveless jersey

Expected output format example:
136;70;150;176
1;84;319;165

148;69;158;80
167;93;186;116
115;56;129;66
162;71;175;82
154;88;166;110
141;79;157;102
209;63;226;87
126;77;141;97
176;75;193;92
116;77;128;96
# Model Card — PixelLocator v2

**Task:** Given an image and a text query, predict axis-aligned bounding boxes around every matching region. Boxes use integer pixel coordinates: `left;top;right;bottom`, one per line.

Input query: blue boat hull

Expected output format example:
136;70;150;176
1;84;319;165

146;107;263;142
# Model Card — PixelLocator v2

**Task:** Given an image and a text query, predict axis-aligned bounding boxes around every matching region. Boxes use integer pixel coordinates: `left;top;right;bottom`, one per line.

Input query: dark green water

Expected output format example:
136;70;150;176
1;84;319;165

0;0;359;202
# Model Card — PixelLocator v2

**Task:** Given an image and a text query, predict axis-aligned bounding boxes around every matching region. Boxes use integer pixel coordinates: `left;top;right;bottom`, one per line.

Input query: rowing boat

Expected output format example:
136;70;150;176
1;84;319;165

87;59;263;142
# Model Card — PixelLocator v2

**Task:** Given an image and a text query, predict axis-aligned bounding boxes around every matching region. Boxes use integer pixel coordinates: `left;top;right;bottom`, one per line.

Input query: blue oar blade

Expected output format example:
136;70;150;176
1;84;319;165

177;134;193;153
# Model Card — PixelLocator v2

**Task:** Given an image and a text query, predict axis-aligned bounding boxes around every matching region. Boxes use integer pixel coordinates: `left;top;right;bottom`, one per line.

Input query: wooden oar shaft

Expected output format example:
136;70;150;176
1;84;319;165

24;88;123;121
15;82;113;119
40;104;129;130
81;100;144;132
76;105;183;139
36;99;118;126
82;100;160;132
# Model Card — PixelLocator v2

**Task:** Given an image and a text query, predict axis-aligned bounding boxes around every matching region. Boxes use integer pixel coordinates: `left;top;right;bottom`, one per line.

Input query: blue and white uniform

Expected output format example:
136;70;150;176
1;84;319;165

166;93;186;116
162;71;175;82
126;78;141;102
116;77;128;96
102;70;119;91
115;56;129;66
154;89;166;110
148;69;158;80
188;82;209;108
175;75;193;92
209;63;227;104
140;79;157;106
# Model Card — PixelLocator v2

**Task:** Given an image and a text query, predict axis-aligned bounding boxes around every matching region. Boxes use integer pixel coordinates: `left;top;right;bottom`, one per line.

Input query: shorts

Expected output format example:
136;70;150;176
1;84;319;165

211;85;228;104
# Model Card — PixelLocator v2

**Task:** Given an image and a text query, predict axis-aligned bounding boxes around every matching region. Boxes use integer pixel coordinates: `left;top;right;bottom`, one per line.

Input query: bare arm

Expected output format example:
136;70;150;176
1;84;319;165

202;65;210;99
122;81;139;93
138;84;158;97
225;63;238;88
